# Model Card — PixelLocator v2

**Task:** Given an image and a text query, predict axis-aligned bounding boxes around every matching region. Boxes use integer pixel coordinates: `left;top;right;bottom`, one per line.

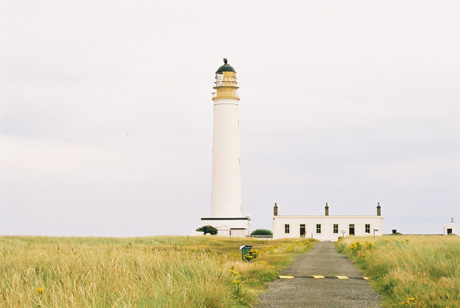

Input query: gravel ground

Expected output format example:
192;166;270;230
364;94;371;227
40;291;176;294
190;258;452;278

254;241;381;308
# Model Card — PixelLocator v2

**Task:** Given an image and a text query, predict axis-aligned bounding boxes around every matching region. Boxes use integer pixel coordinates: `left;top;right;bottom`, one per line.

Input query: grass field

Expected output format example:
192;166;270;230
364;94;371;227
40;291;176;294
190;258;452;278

336;235;460;308
0;236;314;307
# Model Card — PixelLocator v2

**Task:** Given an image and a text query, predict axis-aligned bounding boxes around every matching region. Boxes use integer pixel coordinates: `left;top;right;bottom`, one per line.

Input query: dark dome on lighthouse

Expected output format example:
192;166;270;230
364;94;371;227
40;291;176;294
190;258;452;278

216;58;236;73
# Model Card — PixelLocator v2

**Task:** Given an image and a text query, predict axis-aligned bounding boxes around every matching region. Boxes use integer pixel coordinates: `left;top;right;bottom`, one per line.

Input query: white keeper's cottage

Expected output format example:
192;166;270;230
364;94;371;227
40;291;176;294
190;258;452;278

273;203;383;241
443;218;460;236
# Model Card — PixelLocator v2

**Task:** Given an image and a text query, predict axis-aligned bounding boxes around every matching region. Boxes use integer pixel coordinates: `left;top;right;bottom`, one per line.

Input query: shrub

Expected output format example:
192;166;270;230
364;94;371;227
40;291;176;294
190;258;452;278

196;225;218;235
250;229;273;236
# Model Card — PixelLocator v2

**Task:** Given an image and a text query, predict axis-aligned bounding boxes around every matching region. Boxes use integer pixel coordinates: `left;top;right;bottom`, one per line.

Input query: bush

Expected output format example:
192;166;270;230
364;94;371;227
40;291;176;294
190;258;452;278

250;229;272;236
196;225;218;235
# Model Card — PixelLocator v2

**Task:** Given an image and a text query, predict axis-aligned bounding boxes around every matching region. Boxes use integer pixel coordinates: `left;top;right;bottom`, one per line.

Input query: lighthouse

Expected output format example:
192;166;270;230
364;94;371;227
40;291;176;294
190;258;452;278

200;59;250;236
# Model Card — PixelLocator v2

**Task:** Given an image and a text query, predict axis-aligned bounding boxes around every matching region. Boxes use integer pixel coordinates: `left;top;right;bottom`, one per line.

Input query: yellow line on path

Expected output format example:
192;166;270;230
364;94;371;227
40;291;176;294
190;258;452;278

278;275;370;280
278;275;295;279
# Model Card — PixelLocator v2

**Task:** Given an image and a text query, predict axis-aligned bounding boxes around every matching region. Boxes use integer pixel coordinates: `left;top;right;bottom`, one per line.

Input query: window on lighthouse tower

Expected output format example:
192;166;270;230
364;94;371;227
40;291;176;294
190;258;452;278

216;74;223;86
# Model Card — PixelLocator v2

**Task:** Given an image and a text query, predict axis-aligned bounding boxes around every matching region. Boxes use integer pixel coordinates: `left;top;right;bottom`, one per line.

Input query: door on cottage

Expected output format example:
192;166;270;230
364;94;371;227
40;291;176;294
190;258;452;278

300;224;306;238
349;224;355;236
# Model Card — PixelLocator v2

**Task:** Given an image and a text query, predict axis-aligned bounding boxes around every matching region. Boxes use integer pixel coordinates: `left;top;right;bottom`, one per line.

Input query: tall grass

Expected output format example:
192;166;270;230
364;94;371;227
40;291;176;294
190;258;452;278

336;236;460;308
0;236;314;307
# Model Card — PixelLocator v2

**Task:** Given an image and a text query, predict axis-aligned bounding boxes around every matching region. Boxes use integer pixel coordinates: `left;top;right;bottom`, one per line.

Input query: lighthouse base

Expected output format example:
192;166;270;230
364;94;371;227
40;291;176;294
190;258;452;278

200;217;251;237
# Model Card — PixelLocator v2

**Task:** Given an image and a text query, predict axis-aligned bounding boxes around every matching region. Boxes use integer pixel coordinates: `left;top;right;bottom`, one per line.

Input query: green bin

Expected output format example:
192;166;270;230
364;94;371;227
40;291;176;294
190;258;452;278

240;244;253;261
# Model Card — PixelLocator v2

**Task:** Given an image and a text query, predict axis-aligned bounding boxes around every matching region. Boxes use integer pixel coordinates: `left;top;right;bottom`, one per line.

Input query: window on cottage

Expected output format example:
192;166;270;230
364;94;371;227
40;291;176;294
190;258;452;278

316;224;321;234
365;224;371;233
333;224;339;234
284;224;290;234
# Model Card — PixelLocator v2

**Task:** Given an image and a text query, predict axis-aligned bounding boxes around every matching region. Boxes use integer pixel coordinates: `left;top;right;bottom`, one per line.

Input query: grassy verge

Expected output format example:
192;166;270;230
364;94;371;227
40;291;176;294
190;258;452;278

0;236;315;307
336;235;460;308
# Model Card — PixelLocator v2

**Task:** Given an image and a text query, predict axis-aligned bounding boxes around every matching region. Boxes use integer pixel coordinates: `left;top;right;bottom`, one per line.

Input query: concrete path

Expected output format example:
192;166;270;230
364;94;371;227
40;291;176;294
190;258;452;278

254;241;381;308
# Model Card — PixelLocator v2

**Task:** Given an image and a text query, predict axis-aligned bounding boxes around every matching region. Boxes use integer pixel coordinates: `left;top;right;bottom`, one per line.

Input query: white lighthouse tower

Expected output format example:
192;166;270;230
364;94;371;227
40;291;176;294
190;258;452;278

200;59;250;237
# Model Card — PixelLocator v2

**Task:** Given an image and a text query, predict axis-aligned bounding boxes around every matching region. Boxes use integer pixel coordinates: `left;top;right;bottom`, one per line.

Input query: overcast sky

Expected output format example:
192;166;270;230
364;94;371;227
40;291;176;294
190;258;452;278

1;0;459;236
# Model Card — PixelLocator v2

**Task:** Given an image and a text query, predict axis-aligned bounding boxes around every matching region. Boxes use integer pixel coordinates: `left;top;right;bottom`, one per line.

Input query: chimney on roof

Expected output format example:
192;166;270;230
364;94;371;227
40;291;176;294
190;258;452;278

377;202;381;216
273;203;278;216
325;203;329;216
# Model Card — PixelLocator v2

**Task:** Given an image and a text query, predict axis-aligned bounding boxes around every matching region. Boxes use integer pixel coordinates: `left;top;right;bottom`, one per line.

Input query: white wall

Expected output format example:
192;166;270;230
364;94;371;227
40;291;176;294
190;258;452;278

273;215;383;241
201;218;250;237
211;98;242;218
443;225;460;236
